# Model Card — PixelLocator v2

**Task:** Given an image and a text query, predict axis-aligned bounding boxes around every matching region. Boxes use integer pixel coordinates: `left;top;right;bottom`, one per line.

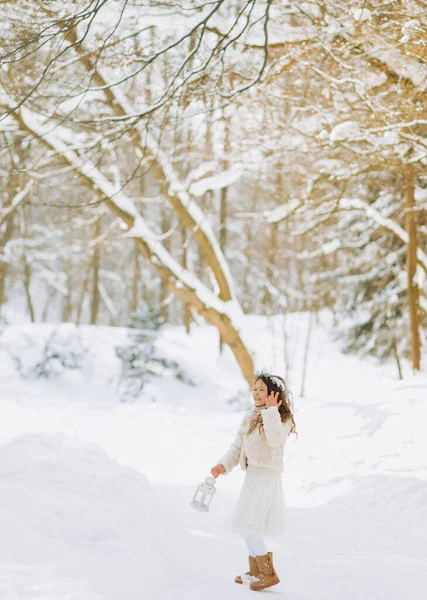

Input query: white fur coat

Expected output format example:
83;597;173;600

217;406;292;474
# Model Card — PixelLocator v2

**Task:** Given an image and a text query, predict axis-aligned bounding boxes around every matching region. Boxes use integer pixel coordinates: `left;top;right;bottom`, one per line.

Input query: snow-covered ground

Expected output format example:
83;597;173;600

0;312;426;600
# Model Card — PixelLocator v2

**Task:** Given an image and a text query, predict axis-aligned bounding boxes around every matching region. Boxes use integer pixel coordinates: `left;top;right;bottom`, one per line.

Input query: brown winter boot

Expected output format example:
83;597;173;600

250;552;280;591
235;555;259;584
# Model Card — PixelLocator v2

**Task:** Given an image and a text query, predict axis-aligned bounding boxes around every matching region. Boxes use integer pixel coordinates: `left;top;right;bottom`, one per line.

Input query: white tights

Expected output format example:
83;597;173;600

245;535;267;557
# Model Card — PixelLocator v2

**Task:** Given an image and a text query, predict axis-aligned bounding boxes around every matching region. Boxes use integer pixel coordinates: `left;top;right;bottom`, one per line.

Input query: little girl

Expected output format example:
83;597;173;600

210;370;296;591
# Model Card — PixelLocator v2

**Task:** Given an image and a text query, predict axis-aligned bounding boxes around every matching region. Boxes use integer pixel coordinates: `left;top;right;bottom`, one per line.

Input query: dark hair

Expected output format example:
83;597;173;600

248;371;297;437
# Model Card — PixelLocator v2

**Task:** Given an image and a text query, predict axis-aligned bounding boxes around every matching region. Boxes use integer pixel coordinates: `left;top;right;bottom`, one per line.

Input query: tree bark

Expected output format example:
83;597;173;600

404;164;421;371
76;259;92;325
300;310;314;397
392;337;403;380
0;213;14;313
219;184;228;351
23;259;35;322
90;220;101;325
0;136;25;316
131;242;140;314
62;270;73;322
263;221;278;309
160;201;172;322
181;226;191;334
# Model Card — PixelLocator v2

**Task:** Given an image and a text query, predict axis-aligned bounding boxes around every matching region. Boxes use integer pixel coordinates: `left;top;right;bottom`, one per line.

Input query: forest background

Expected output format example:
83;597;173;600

1;0;427;383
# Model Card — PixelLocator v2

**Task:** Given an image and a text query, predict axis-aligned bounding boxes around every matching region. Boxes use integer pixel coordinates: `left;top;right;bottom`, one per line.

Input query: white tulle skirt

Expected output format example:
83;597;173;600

226;465;287;538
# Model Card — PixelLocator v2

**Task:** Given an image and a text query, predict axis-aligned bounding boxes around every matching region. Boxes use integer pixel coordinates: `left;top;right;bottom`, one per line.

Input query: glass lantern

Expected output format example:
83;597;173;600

190;476;217;512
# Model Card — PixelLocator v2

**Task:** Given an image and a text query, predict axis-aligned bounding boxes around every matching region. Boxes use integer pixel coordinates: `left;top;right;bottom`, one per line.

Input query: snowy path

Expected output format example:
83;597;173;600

0;316;426;599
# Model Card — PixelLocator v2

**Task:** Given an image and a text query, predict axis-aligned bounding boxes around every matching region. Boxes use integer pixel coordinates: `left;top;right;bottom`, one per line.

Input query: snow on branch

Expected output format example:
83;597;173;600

0;180;32;226
16;105;244;329
264;198;302;223
364;36;427;91
339;197;427;274
339;24;427;91
296;239;342;259
81;70;237;303
184;161;219;188
189;164;243;197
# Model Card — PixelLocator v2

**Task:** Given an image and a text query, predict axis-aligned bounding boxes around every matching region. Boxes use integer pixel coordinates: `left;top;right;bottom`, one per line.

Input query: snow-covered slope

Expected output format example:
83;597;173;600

0;313;426;599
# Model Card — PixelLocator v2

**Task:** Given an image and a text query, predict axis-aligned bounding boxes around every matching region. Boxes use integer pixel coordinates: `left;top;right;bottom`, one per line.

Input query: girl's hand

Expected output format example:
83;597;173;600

210;464;225;478
266;391;283;409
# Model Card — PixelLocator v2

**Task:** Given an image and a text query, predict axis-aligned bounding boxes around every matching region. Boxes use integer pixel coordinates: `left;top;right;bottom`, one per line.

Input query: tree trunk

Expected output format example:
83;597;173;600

242;190;258;313
131;242;140;314
392;337;403;380
404;164;421;371
90;220;101;325
181;226;191;334
219;185;228;351
300;311;314;397
76;259;92;325
263;221;278;309
23;259;35;322
0;135;24;316
160;201;171;322
0;215;14;314
218;115;231;352
62;267;73;322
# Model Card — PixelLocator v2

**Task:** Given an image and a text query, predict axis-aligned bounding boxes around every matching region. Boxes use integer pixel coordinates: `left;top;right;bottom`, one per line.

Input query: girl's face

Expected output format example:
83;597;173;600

253;378;268;407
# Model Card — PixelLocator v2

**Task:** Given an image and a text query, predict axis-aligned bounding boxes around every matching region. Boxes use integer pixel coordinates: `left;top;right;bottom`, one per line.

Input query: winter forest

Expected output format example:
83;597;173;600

1;0;426;376
0;2;426;600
